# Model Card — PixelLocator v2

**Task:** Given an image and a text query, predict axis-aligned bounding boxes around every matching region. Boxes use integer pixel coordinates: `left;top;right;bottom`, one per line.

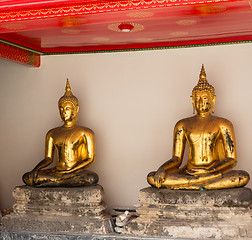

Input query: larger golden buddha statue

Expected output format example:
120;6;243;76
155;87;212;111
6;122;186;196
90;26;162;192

23;80;98;187
148;65;250;190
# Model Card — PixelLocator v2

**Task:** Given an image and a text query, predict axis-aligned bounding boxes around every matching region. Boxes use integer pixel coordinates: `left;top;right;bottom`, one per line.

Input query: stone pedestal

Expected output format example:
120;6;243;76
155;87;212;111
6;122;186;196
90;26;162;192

124;187;252;239
1;185;113;234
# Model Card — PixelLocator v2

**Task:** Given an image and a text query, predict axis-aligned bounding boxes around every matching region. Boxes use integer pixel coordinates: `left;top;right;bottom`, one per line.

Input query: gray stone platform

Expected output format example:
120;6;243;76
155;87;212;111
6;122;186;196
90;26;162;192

124;187;252;239
1;185;113;234
0;230;191;240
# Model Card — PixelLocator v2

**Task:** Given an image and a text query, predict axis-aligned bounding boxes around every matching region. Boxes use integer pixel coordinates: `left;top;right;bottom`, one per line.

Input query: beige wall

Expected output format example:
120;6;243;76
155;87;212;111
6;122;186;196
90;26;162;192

0;43;252;210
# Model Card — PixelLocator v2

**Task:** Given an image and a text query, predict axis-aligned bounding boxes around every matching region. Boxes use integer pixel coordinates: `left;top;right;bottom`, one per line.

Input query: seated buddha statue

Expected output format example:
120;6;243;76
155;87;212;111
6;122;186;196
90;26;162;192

23;80;98;187
148;65;250;190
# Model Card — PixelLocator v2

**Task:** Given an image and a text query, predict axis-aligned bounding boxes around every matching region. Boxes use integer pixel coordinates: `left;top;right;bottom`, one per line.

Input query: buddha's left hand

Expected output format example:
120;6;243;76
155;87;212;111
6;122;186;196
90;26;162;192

63;169;74;173
186;167;209;176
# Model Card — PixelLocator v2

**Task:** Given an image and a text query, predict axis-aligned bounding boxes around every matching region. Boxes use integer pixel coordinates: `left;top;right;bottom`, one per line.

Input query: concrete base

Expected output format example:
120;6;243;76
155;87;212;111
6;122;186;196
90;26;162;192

0;229;187;240
1;185;113;234
124;187;252;239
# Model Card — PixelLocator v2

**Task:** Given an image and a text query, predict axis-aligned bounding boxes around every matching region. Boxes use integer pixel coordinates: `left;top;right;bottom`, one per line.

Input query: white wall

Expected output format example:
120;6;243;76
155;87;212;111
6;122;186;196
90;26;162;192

0;43;252;211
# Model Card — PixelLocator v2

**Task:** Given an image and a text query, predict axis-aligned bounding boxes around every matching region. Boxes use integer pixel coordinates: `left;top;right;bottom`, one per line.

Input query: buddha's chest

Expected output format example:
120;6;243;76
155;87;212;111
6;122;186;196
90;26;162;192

185;123;220;146
53;130;85;151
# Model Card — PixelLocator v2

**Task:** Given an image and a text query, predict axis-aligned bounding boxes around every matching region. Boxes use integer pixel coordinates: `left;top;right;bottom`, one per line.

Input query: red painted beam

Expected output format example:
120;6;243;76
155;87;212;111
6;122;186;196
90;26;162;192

0;0;245;22
0;41;40;67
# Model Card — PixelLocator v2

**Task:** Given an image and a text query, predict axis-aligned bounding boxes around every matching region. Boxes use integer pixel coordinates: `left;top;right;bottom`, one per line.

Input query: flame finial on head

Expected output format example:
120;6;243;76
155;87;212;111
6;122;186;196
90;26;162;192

199;64;207;79
192;64;215;98
58;79;79;107
65;78;71;93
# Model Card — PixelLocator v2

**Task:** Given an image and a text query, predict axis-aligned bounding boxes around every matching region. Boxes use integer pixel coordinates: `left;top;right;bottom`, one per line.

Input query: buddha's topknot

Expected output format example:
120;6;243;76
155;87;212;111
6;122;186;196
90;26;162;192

58;79;79;107
192;65;215;98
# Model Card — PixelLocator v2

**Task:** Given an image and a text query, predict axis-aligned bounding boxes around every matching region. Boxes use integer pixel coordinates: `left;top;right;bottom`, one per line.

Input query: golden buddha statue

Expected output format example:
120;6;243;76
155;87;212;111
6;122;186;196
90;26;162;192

148;65;250;190
23;80;98;187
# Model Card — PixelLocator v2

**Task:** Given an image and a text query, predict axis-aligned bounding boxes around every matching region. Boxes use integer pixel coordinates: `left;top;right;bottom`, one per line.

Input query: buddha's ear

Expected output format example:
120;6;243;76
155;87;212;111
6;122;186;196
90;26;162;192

190;95;195;114
211;95;216;113
74;105;79;122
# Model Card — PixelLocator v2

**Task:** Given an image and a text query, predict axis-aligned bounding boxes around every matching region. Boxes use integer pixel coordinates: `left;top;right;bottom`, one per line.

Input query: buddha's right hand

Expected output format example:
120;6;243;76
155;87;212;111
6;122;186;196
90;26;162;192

154;168;166;188
30;157;52;184
30;168;39;185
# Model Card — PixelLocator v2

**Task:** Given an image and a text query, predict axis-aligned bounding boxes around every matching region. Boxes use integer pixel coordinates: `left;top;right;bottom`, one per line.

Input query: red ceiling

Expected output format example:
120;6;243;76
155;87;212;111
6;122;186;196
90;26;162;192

0;0;251;55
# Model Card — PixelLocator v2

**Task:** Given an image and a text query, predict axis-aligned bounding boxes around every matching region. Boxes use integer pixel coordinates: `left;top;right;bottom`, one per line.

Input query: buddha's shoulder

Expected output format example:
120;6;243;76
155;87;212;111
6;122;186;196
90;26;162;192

174;116;196;127
174;115;234;128
211;115;234;127
76;125;95;136
46;126;94;135
46;126;62;136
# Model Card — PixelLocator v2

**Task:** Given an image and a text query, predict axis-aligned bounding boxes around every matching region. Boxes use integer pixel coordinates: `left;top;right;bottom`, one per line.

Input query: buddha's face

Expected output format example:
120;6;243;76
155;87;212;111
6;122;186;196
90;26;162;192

59;101;78;122
193;90;214;114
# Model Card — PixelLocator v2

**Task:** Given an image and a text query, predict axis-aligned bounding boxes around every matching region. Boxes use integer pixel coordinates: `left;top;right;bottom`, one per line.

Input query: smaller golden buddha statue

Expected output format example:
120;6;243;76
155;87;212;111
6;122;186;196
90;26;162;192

23;80;98;187
147;65;250;190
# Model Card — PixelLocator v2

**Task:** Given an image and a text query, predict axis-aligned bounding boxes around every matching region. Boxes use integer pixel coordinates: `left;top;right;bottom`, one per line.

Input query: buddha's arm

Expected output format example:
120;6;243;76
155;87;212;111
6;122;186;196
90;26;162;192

67;129;95;173
208;120;237;173
161;121;186;170
30;132;54;181
31;158;53;174
154;121;185;187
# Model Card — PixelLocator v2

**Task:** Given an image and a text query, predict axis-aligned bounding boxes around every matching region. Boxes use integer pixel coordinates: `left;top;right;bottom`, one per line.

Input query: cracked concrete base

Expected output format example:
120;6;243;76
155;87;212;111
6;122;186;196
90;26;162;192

1;185;113;234
124;187;252;239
